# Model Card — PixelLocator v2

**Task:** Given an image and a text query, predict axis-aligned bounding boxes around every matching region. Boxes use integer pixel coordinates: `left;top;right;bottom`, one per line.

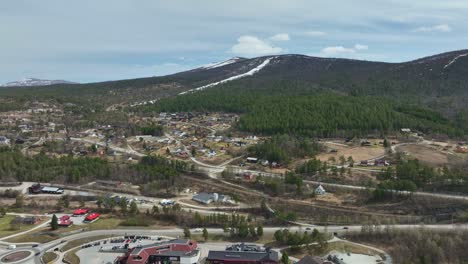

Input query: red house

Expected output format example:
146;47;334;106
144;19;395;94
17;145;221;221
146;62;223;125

58;219;73;227
84;213;100;222
73;208;89;216
59;215;70;221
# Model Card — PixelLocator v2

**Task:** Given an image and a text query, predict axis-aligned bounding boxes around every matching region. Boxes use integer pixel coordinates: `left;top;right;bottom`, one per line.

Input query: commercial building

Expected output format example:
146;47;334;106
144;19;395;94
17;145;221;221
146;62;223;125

192;192;232;205
115;239;199;264
206;243;279;264
296;255;332;264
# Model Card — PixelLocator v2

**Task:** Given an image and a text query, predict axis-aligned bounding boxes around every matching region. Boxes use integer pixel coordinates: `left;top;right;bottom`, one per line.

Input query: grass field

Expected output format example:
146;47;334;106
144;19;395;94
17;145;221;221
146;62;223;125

64;248;80;264
41;252;58;264
5;217;121;243
61;235;114;252
0;215;46;238
287;240;381;259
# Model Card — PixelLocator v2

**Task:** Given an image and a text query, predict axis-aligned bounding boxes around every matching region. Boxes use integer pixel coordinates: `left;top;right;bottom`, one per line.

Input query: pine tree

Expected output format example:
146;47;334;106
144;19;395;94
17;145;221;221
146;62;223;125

183;227;191;238
256;225;264;237
202;228;209;241
281;252;289;264
51;214;59;230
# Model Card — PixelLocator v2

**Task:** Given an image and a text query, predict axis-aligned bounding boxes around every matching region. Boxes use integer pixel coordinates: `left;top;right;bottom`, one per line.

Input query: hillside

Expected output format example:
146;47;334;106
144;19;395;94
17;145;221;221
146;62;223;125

1;50;468;136
0;50;467;107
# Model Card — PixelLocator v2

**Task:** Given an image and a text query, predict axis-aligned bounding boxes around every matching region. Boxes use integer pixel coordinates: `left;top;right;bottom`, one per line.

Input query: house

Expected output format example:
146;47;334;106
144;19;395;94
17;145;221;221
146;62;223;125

296;255;332;264
160;199;175;206
246;157;258;163
0;136;10;146
314;185;326;196
28;183;43;194
243;172;255;181
192;193;232;204
374;159;390;166
84;213;100;222
206;243;278;264
58;215;73;227
11;216;41;225
114;239;199;264
73;208;89;216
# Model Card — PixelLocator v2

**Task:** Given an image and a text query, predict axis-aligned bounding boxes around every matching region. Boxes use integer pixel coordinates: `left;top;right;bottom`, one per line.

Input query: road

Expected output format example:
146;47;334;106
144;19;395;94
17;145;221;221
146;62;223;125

70;137;146;157
3;223;468;264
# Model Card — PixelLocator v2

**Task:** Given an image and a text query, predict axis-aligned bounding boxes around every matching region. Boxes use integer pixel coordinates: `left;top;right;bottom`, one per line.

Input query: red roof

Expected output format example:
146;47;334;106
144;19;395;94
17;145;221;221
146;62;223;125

73;209;88;215
58;219;73;226
59;215;70;221
84;213;100;221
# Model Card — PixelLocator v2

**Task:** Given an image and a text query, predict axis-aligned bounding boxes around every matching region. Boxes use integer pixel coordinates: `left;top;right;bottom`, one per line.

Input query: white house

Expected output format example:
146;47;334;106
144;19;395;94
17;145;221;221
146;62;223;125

314;185;326;195
0;136;10;146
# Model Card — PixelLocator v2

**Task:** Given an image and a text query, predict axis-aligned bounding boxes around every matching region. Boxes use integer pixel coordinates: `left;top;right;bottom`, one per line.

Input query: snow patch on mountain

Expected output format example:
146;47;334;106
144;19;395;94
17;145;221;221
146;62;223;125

1;78;76;87
443;53;468;69
201;57;243;70
180;57;273;95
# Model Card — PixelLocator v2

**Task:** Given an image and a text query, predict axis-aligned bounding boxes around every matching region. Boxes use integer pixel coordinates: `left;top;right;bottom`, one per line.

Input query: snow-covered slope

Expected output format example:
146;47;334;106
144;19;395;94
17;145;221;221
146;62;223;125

443;53;468;69
201;57;244;70
1;78;76;87
180;57;274;95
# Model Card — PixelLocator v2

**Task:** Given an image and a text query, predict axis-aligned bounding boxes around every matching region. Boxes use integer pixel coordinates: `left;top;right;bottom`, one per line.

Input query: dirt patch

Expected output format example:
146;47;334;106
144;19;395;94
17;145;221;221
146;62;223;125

317;144;385;163
397;144;449;167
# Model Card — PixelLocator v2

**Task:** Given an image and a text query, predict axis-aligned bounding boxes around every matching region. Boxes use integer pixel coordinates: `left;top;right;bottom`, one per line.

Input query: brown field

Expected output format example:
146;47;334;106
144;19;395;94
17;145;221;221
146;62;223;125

317;143;385;163
397;144;449;167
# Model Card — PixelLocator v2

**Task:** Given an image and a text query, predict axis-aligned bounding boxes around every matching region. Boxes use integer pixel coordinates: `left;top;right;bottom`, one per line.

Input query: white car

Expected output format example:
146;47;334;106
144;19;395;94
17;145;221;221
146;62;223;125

193;228;202;233
8;245;17;250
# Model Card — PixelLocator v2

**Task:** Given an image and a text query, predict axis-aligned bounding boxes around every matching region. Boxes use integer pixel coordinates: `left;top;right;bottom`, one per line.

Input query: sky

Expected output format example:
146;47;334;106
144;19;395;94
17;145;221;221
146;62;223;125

1;0;468;83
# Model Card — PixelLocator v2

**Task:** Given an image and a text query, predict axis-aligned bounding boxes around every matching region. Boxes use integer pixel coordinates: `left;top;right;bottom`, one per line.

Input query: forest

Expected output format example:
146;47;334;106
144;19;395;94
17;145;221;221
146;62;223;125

0;148;185;192
137;81;464;137
248;135;321;164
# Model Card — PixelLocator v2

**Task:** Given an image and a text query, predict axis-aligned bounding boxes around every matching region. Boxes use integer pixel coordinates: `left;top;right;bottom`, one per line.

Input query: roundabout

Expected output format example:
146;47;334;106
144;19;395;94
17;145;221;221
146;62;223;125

0;250;34;264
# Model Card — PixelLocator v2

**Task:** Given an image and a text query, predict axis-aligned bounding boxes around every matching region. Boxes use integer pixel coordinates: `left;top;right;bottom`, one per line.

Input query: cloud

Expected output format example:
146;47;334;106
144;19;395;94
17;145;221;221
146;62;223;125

319;44;369;57
303;31;327;37
230;35;283;56
321;46;356;55
269;33;290;41
354;44;368;50
414;24;452;33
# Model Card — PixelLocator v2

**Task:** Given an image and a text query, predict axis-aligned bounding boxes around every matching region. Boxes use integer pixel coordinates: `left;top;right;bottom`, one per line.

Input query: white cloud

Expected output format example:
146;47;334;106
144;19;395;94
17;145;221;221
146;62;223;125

230;35;283;56
303;31;327;37
354;44;368;50
321;46;356;55
319;44;369;57
414;24;452;33
269;33;290;41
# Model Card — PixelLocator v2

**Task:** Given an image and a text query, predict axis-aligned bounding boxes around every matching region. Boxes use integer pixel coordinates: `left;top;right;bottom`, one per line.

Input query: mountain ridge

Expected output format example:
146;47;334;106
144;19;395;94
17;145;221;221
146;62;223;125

1;78;77;87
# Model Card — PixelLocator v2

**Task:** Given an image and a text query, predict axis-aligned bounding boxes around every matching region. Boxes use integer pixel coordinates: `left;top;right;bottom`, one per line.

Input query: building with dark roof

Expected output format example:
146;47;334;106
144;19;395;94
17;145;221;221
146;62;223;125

296;255;332;264
115;239;199;264
11;216;40;225
206;243;279;264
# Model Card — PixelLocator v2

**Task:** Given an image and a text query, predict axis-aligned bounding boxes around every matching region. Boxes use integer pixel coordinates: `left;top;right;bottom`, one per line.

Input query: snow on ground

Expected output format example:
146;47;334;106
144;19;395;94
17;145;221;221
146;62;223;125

201;58;242;69
444;53;468;69
180;57;274;95
331;251;383;264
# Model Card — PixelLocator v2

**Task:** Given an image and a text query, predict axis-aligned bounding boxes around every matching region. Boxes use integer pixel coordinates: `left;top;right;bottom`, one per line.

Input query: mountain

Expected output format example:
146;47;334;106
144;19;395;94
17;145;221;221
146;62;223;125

0;50;467;109
1;78;77;87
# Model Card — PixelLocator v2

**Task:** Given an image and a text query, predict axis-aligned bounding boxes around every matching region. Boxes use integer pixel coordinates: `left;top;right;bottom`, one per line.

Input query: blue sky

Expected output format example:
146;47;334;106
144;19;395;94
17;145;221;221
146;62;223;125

1;0;468;83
